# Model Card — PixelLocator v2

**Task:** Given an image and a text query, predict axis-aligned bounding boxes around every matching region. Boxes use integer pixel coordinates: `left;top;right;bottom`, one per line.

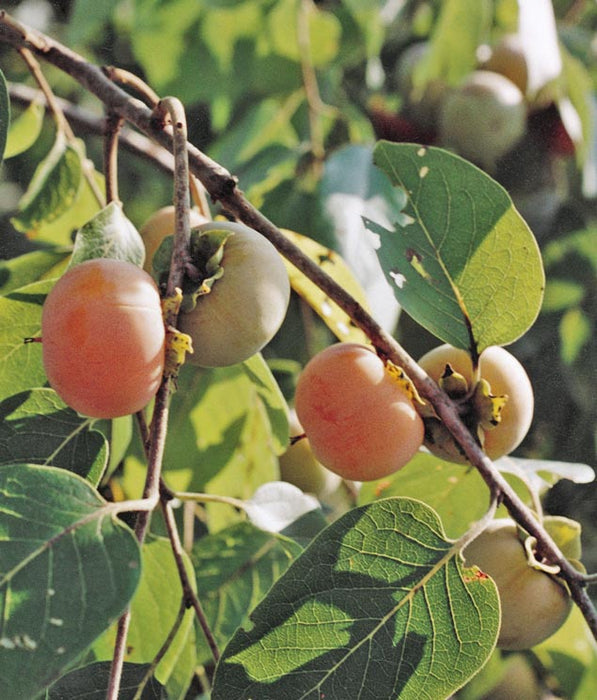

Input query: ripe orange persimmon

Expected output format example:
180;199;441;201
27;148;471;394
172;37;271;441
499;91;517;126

294;343;424;481
41;258;165;418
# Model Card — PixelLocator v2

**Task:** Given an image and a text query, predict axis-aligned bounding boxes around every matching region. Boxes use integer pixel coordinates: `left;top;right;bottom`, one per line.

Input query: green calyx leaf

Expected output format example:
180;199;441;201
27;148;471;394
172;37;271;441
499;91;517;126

153;227;233;312
423;365;507;462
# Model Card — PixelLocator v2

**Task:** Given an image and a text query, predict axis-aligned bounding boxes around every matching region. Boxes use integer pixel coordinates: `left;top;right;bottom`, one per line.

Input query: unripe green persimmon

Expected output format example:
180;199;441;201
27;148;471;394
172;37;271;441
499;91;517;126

463;519;572;650
418;344;534;461
41;258;165;418
139;205;209;273
439;70;526;170
279;409;342;497
178;221;290;367
295;343;424;481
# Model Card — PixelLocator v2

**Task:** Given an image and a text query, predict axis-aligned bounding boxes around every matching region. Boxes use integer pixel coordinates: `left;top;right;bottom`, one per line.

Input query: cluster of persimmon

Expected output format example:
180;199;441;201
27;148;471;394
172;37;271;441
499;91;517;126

292;340;534;482
372;33;575;171
40;208;290;418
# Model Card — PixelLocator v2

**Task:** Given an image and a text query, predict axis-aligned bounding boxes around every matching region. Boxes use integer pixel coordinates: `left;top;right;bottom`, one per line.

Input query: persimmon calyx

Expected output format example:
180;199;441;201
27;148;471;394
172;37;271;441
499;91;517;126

153;227;233;312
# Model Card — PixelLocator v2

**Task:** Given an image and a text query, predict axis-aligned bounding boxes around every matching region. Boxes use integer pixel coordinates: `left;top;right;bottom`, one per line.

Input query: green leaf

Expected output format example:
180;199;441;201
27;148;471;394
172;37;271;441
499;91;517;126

0;463;141;700
0;389;108;484
0;67;9;163
192;521;302;664
242;354;289;455
266;0;342;67
368;142;545;353
559;307;592;364
0;248;69;296
69;201;145;268
358;452;492;539
4;99;45;159
417;0;492;86
11;134;83;235
156;362;284;493
0;280;51;400
212;498;499;699
92;536;196;695
48;661;167;699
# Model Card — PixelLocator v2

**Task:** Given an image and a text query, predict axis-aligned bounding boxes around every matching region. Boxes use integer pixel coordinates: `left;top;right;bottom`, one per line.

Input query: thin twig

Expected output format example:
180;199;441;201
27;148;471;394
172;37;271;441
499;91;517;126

161;489;221;663
103;111;123;204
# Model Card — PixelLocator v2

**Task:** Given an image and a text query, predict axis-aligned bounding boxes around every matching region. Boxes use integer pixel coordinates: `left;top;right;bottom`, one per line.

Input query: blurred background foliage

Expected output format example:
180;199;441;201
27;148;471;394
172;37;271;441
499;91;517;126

0;0;595;566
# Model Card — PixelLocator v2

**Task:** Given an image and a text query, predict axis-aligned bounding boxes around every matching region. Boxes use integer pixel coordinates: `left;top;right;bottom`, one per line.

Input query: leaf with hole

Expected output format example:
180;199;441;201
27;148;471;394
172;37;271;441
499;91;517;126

367;142;545;353
0;463;141;700
212;497;499;699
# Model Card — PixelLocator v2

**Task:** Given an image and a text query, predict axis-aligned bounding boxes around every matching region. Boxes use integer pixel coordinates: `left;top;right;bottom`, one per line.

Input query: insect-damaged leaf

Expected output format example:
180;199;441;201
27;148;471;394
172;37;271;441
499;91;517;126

366;142;545;353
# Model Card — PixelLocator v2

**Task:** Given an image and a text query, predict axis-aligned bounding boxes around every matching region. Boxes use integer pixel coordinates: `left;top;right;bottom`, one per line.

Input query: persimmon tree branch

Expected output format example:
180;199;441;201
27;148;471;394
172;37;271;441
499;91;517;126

0;12;595;640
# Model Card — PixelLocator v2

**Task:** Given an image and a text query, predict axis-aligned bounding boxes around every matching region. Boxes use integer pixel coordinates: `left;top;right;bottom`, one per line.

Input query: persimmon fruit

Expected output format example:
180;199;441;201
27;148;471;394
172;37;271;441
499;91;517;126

178;221;290;367
438;70;526;170
41;258;165;418
463;518;572;649
294;343;424;481
418;344;533;461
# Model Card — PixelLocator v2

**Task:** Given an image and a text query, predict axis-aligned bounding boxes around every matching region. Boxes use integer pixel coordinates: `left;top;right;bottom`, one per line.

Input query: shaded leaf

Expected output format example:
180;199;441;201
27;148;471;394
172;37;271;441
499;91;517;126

92;536;196;694
0;463;141;700
368;142;544;353
4;99;45;159
11;134;83;235
69;201;145;268
48;661;167;699
0;248;69;297
192;521;302;664
212;498;499;699
282;228;372;344
0;388;107;484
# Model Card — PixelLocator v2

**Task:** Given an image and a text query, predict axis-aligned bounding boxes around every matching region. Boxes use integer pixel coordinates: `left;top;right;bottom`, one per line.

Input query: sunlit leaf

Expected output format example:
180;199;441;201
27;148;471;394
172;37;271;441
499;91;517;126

368;142;544;353
4;99;45;159
69;201;145;268
0;463;141;700
0;280;50;399
212;498;499;699
282;228;372;344
158;361;285;494
11;133;83;235
0;388;107;484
